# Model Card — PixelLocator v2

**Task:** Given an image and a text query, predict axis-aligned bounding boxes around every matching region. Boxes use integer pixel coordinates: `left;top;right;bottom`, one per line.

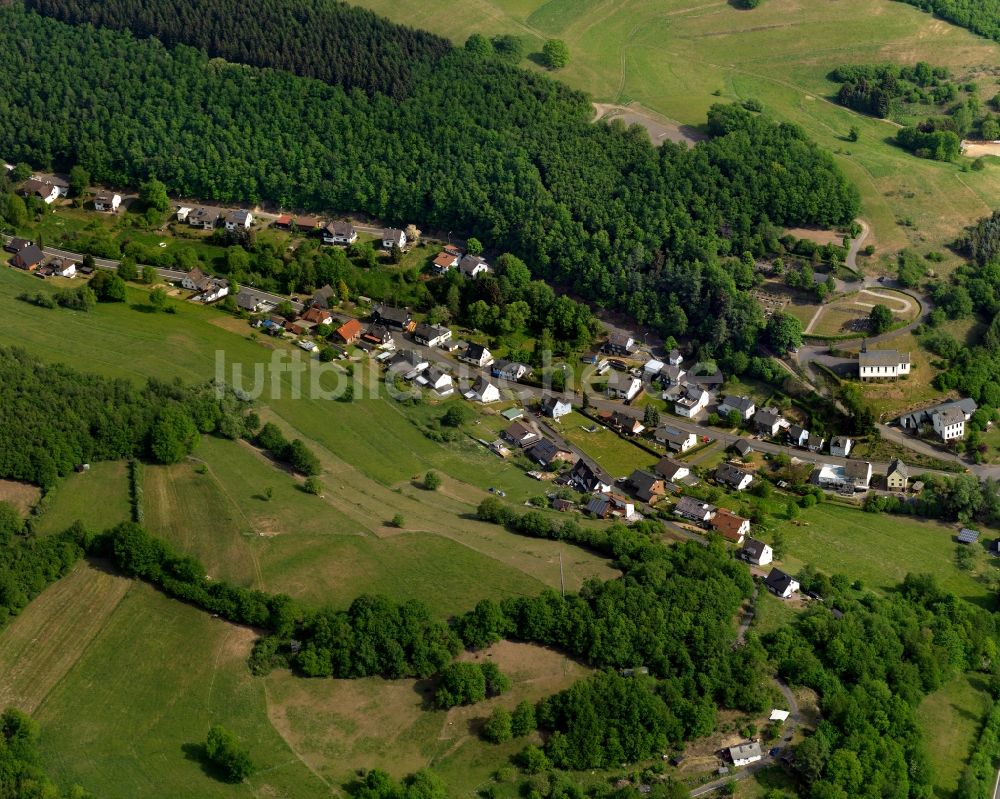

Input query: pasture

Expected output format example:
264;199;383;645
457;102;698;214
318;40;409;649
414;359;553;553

33;460;131;535
774;502;997;607
917;673;992;799
354;0;1000;264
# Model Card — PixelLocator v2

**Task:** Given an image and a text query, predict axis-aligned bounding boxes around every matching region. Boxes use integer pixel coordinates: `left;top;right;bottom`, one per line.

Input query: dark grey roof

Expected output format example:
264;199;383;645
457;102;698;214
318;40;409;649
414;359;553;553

716;463;751;487
765;568;795;593
860;349;909;368
887;458;909;478
831;436;851;448
586;496;610;516
465;342;489;360
373;304;411;325
675;495;715;518
721;395;754;413
327;220;355;236
14;243;43;265
413;322;448;341
629;470;661;495
529;438;560;465
655;457;688;480
741;538;768;559
843;460;871;480
754;408;781;427
732;439;752;456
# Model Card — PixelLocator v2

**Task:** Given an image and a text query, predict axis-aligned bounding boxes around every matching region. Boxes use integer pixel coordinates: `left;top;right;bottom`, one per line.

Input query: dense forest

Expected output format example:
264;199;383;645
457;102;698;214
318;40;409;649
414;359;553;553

768;573;1000;799
25;0;451;99
0;347;255;486
0;4;859;360
831;61;953;119
894;0;1000;44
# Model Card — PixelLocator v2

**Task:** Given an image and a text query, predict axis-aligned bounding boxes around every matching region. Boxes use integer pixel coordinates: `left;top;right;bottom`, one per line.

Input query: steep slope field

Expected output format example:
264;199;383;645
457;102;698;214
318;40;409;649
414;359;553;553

358;0;1000;261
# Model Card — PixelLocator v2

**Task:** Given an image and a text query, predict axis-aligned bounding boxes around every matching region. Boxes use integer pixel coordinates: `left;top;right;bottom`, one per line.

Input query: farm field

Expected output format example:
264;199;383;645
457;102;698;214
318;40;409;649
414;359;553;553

33;460;131;535
0;478;40;517
917;673;992;798
355;0;1000;263
774;502;997;607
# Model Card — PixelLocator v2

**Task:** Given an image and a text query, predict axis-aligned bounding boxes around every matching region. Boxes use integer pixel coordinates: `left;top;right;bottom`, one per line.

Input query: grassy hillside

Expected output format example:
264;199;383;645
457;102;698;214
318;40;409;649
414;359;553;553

355;0;1000;262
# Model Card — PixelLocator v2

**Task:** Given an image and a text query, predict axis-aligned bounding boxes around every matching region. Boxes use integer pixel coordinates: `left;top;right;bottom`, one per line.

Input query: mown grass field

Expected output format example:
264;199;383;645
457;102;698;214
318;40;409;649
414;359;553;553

917;673;992;799
356;0;1000;264
775;502;998;607
33;460;131;535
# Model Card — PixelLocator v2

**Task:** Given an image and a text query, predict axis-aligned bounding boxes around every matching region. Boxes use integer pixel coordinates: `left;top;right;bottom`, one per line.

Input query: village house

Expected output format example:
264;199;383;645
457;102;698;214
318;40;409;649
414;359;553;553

371;304;413;332
4;237;31;253
415;366;454;397
300;306;333;326
604;332;635;356
674;495;716;524
321;220;357;245
654;457;690;484
459;254;490;279
674;384;710;418
528;438;572;468
886;458;909;491
413;322;452;348
609;493;635;519
491;360;532;382
728;742;763;768
432;251;459;274
859;348;911;381
658;363;686;387
466;376;500;404
787;425;809;448
933;406;966;441
717;395;755;422
197;278;230;303
335;318;363;345
568;459;613;494
711;508;750;544
459;342;494;368
765;568;800;599
362;323;394;348
607;372;642;402
20;177;66;204
655;425;697;453
181;267;209;291
93;192;121;213
50;258;76;278
829;436;853;457
605;410;644;436
236;289;271;313
731;439;753;459
311;285;337;309
502;421;540;449
11;243;44;271
753;407;784;437
382;228;407;250
585;495;612;519
806;434;825;452
716;463;753;492
814;460;872;492
740;538;773;566
389;349;429;379
628;470;666;505
188;207;221;230
667;348;683;366
643;359;664;378
540;397;572;420
899;398;976;442
175;206;192;223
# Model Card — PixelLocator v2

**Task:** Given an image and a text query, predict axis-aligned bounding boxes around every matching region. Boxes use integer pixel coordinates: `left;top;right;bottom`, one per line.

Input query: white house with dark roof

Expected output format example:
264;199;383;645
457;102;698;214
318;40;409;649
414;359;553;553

604;332;635;356
899;398;976;440
753;407;784;437
654;457;690;483
382;228;407;249
188;207;221;229
459;254;489;279
740;538;773;566
225;209;253;231
859;348;910;381
933;406;966;441
459;343;494;368
93;192;121;212
830;436;852;457
718;395;755;421
465;376;500;403
413;323;452;348
765;568;799;599
716;463;753;492
728;741;763;767
607;372;642;402
416;366;453;396
654;426;697;452
540;397;572;420
322;220;357;245
674;496;716;523
667;348;683;366
674;384;709;418
568;459;613;494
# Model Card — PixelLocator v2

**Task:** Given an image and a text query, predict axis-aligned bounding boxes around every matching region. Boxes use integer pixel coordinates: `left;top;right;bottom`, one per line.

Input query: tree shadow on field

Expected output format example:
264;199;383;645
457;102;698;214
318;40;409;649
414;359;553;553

129;302;158;313
411;676;437;710
181;742;242;784
526;52;549;69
